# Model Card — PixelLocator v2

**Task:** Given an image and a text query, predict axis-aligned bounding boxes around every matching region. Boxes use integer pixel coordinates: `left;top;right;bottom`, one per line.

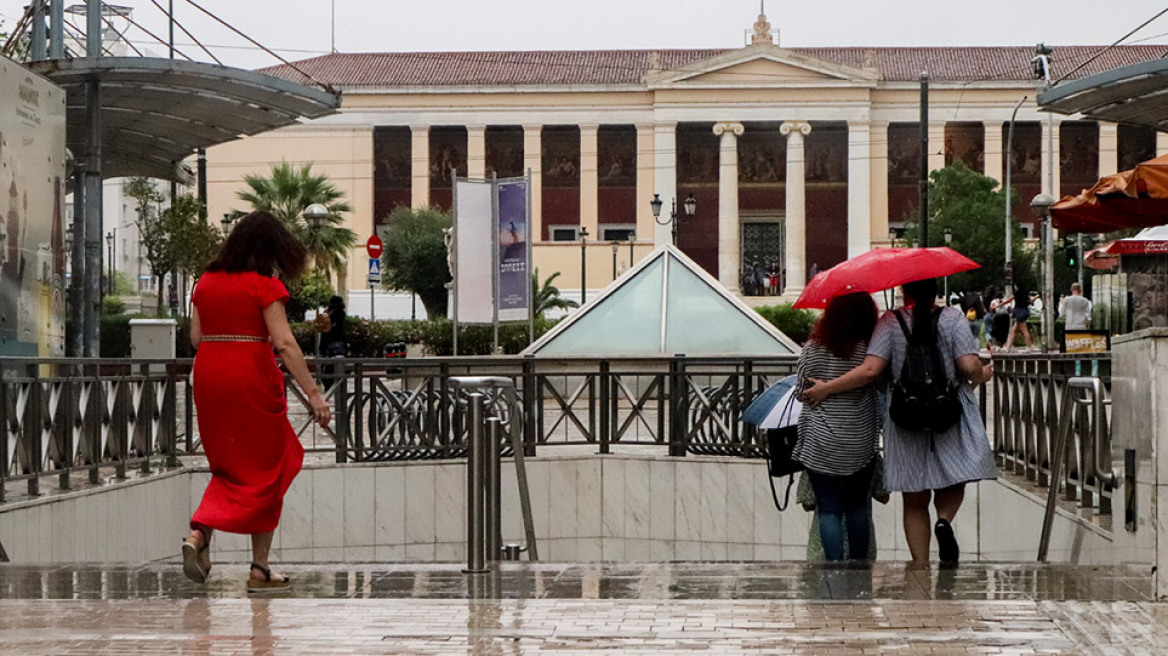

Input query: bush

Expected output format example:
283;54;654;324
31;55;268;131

755;303;817;346
102;296;126;316
421;318;556;356
100;314;132;357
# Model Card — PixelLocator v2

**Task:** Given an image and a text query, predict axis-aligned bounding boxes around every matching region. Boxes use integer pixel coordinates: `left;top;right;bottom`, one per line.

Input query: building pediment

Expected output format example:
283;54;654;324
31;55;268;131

646;44;879;89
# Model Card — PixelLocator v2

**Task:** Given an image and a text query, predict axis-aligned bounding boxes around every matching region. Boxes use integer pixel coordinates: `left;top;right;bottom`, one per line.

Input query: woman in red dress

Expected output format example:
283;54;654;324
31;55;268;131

181;211;331;591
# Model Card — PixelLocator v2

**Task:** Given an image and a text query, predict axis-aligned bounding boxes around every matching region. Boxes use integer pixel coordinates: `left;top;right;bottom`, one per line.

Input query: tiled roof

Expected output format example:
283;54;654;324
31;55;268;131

263;45;1167;89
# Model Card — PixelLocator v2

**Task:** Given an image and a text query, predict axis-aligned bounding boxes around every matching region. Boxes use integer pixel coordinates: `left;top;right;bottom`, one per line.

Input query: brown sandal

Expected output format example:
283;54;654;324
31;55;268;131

247;563;291;592
181;528;211;584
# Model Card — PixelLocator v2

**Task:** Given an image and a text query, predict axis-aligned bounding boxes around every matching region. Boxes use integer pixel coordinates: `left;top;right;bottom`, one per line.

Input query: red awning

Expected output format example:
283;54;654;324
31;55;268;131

1052;153;1168;233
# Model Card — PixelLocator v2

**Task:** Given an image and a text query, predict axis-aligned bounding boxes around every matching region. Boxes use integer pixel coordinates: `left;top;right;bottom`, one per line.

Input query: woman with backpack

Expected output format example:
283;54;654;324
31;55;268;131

802;278;995;567
792;292;881;562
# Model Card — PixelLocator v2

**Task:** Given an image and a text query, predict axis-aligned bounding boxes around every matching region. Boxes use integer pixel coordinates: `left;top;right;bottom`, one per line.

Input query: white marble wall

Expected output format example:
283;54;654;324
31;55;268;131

0;470;189;563
0;454;1131;565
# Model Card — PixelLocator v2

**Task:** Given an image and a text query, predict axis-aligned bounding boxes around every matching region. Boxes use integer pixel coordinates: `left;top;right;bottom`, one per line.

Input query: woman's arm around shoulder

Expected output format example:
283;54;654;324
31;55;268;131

802;354;887;407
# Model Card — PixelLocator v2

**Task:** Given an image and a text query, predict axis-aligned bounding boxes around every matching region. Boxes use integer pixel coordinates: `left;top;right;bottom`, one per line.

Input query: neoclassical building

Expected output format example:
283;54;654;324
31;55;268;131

205;12;1168;305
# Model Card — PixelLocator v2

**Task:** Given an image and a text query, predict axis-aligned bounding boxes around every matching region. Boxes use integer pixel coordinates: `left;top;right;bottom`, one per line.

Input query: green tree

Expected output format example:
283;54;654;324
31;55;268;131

286;269;335;322
124;177;169;309
904;161;1038;295
236;162;355;289
1;23;30;62
162;195;221;283
381;206;451;318
532;269;578;318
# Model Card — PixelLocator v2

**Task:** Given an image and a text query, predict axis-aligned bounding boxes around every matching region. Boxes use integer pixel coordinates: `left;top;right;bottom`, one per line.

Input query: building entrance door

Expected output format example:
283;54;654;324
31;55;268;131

742;220;783;296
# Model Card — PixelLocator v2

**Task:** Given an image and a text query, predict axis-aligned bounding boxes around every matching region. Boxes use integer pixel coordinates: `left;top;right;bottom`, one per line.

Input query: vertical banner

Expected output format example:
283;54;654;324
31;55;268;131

496;180;530;322
454;179;494;323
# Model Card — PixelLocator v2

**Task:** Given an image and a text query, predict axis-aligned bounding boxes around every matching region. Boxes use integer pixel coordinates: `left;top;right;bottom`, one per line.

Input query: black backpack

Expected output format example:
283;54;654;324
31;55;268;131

888;308;962;434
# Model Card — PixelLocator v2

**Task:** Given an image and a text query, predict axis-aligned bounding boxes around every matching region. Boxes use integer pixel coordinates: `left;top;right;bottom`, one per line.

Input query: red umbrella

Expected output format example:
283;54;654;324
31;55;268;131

794;247;981;309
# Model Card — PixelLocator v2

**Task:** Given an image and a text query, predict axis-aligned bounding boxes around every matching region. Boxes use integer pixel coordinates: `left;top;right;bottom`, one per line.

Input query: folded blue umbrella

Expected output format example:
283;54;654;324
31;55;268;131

741;375;799;427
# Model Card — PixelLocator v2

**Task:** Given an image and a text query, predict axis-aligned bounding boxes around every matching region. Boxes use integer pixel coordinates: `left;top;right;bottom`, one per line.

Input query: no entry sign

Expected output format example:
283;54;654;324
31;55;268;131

366;235;383;259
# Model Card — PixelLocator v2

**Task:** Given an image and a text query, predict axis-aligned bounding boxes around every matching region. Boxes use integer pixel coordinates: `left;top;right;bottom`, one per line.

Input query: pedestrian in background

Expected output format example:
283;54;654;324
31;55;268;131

183;211;331;591
1060;283;1093;330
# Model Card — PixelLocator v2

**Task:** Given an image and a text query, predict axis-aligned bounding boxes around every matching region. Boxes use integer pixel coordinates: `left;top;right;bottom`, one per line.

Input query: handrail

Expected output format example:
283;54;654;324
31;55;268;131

449;375;537;572
1037;376;1115;561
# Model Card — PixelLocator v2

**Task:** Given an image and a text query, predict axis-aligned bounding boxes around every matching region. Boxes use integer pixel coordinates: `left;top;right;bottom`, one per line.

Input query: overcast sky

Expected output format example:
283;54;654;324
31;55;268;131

4;0;1168;69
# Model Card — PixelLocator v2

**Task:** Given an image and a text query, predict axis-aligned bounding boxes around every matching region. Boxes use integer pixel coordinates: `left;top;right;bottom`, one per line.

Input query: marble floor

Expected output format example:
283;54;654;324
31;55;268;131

0;561;1162;654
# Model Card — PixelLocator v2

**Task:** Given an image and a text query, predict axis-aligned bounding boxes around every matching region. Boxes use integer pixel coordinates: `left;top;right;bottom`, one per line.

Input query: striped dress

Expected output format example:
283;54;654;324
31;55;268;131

793;341;879;476
868;306;998;492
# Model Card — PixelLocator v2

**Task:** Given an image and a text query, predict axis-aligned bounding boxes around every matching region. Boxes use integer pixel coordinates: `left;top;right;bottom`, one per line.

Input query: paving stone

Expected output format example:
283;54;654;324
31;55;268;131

0;561;1162;653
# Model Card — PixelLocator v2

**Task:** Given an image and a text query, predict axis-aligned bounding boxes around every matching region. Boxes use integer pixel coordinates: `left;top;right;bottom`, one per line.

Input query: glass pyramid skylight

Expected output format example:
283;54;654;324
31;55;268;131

524;246;799;356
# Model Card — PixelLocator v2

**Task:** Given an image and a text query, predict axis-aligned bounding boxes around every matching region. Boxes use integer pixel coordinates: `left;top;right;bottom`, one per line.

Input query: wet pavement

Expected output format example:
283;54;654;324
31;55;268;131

0;561;1163;654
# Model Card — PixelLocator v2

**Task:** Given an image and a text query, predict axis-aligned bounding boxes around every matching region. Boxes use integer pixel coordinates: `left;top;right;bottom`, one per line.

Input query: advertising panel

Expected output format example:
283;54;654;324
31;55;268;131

454;179;494;324
0;58;67;356
496;180;529;322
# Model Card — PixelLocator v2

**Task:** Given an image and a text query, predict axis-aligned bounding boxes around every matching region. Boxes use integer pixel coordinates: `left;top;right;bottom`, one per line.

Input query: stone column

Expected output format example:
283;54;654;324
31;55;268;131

847;120;872;259
635;124;656;251
653;122;677;247
713;122;744;291
928;122;946;173
580;124;600;238
466;125;486;179
780;121;811;295
869;121;890;247
1098;122;1119;177
983;121;1003;184
410;125;430;209
523;125;543;240
1042;118;1062;196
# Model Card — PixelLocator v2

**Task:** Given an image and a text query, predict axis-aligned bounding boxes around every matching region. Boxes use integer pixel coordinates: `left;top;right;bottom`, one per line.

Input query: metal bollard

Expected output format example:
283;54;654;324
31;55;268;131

502;543;526;561
464;393;488;573
485;417;502;562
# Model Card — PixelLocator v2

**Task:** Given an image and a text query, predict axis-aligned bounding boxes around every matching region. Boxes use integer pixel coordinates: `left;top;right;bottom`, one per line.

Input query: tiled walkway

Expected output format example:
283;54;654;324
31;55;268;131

0;561;1162;654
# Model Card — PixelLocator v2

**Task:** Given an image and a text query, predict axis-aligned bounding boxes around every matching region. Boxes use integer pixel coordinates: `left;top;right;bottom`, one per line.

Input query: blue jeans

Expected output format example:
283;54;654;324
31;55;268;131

807;461;875;562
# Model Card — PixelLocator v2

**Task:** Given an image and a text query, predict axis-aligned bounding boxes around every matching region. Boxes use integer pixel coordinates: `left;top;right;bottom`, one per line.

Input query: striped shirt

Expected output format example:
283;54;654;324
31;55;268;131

793;341;879;476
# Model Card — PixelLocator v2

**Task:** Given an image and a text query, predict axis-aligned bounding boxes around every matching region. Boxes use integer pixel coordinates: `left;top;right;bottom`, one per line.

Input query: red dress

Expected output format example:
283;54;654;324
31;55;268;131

189;271;305;534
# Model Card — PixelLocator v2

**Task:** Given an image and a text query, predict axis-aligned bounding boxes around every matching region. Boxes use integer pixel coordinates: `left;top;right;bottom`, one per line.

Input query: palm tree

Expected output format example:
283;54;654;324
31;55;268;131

237;162;356;291
532;269;579;318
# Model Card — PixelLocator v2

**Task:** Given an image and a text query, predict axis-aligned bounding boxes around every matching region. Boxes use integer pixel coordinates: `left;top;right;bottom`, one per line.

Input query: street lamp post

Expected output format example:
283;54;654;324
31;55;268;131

220;213;234;234
1030;193;1056;352
627;232;635;271
943;227;953;301
888;229;899;248
105;231;114;298
649;193;697;245
579;226;589;305
610;240;619;280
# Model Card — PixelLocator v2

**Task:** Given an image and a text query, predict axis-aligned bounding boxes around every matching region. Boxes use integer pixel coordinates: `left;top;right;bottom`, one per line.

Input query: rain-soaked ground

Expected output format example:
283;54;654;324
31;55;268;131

0;560;1163;654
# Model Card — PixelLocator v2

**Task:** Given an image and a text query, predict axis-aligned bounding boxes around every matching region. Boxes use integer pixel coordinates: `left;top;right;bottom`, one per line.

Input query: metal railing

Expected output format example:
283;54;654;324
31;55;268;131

322;356;797;462
0;358;183;502
992;353;1114;519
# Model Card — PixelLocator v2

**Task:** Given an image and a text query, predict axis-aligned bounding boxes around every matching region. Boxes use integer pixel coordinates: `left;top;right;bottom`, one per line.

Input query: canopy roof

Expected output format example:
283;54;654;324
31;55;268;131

26;57;340;182
523;245;799;357
1051;153;1168;233
1085;224;1168;269
1038;58;1168;131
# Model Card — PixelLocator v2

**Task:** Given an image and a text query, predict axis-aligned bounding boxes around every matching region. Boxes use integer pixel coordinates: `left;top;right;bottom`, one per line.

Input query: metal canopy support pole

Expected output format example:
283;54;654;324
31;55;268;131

49;0;65;59
83;81;102;356
82;0;103;356
451;169;459;357
491;172;499;354
31;1;47;60
69;170;85;357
